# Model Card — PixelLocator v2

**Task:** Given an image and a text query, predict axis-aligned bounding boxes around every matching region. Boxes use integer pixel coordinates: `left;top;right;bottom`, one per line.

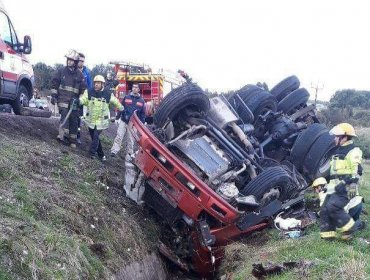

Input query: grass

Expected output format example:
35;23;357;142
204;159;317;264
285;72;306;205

0;135;160;279
223;162;370;280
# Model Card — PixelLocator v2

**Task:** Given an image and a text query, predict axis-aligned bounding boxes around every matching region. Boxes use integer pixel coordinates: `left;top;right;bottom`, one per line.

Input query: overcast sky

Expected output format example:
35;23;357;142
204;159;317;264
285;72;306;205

3;0;370;100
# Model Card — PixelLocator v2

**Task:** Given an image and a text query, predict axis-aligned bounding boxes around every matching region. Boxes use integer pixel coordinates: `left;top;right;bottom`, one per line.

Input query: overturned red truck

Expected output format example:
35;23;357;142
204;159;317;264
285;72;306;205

125;76;335;277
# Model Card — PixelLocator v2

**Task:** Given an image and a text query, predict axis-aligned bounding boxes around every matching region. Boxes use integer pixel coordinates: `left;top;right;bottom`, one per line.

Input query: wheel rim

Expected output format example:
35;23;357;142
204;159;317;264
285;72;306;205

20;91;29;107
318;148;335;174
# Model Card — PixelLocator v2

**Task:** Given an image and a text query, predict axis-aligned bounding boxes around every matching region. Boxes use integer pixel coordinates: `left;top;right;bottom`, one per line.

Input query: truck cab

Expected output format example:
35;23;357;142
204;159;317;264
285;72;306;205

0;1;34;114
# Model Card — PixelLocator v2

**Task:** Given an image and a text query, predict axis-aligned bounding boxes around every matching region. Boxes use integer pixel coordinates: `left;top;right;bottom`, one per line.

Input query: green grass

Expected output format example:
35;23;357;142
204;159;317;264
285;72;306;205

0;136;160;279
224;163;370;280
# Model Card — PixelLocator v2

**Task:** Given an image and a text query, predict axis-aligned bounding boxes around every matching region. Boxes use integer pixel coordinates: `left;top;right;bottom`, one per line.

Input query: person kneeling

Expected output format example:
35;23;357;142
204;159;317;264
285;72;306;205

312;177;365;240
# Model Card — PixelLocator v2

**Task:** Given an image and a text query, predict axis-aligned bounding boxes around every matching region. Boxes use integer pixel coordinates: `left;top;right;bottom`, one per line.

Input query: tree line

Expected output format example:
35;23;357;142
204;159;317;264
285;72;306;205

33;62;113;91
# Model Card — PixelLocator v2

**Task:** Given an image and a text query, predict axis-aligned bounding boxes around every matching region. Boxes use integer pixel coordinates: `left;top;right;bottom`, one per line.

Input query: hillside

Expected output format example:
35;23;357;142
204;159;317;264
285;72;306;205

0;114;168;279
222;162;370;279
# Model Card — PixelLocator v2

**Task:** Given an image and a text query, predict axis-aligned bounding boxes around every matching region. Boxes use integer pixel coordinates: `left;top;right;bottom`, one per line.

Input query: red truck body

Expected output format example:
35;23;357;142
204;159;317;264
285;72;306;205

129;113;270;276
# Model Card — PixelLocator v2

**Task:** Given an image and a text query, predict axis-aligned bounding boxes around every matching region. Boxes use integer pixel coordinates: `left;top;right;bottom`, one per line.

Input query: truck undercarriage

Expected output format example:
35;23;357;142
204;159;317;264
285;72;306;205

126;77;335;277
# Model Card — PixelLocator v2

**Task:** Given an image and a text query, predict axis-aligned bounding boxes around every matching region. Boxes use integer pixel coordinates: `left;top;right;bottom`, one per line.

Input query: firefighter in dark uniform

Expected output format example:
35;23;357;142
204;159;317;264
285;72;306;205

106;71;119;121
319;123;364;240
51;50;87;148
110;83;146;158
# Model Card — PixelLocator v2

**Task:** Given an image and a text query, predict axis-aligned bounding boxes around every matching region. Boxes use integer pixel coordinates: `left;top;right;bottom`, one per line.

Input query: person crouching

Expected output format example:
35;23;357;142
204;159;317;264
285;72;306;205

79;75;123;161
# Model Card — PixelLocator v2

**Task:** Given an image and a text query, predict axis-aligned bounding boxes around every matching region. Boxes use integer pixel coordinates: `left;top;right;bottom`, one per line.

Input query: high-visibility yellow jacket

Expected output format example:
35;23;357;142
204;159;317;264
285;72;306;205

326;140;362;194
80;88;123;130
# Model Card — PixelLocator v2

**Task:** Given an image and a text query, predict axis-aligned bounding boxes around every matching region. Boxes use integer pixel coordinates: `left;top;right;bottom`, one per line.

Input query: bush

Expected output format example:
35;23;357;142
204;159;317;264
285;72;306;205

355;128;370;159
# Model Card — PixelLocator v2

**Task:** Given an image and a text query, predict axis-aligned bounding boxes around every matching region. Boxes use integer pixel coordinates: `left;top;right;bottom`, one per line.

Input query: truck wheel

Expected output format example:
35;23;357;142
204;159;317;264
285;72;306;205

277;88;310;114
229;85;267;123
270;75;300;102
290;124;327;171
236;85;265;103
153;83;210;128
245;90;277;120
21;107;52;118
241;166;299;205
12;85;30;115
302;132;336;180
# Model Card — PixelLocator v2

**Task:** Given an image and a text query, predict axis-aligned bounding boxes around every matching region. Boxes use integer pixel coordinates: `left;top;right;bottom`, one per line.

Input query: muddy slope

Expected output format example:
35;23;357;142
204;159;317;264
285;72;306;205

0;114;168;279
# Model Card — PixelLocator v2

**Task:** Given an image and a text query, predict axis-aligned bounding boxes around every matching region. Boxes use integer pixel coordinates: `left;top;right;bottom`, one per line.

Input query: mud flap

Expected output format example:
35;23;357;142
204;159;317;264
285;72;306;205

198;221;216;247
236;200;282;231
124;158;145;204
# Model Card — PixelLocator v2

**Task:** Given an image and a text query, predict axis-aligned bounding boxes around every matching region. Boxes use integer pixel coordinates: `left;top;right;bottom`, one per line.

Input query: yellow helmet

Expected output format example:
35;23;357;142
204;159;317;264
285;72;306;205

329;123;357;137
93;75;105;84
312;177;327;188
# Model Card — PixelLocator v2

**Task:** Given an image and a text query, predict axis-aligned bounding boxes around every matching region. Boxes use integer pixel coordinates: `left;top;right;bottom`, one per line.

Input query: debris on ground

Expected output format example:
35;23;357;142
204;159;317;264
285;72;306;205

252;260;315;279
158;242;189;272
274;210;317;239
358;238;370;246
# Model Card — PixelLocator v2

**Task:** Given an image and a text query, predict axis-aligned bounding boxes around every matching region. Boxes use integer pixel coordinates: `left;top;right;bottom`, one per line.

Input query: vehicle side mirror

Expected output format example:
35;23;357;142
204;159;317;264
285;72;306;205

22;35;32;54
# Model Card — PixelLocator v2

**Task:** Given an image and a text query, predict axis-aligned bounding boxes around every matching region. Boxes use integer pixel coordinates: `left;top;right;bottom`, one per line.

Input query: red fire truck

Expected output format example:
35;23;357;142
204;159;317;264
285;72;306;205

110;61;185;118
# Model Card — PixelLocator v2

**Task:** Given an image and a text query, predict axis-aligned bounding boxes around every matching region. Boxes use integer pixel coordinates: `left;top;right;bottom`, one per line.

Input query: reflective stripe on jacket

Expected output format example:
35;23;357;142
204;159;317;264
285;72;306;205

51;66;87;104
80;88;123;130
326;141;363;194
120;93;146;123
330;142;362;177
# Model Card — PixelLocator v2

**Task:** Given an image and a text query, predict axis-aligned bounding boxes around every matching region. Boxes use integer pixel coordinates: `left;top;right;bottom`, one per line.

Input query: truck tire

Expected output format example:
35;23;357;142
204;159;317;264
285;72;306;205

12;85;30;115
241;166;299;205
229;85;265;123
277;88;310;114
290;124;327;171
270;75;300;102
236;85;265;103
302;132;336;180
245;90;277;120
153;83;210;128
21;107;52;118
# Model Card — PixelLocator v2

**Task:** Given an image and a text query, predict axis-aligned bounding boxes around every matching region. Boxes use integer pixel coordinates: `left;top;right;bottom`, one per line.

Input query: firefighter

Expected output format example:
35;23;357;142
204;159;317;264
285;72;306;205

78;53;92;90
106;70;119;121
79;75;123;161
51;50;87;148
77;53;92;144
312;177;364;222
110;83;146;159
319;123;364;240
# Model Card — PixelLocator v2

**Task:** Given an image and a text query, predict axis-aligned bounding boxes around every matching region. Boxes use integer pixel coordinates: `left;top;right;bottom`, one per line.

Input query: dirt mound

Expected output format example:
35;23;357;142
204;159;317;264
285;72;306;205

0;114;168;279
0;114;123;163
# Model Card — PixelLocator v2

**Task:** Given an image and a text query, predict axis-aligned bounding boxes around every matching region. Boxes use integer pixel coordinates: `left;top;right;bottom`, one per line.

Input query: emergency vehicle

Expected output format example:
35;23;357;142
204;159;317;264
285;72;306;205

0;0;34;115
110;61;184;118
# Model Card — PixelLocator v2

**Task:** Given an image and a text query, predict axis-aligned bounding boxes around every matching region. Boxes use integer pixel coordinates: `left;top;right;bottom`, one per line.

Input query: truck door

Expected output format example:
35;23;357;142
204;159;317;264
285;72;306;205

0;10;21;98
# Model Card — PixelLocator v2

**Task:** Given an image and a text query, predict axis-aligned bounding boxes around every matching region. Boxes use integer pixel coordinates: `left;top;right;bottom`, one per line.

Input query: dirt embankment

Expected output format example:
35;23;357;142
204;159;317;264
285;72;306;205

0;114;168;279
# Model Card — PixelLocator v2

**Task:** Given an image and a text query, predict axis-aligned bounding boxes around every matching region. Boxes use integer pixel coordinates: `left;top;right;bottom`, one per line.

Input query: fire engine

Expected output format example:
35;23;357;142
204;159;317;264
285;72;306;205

110;61;185;119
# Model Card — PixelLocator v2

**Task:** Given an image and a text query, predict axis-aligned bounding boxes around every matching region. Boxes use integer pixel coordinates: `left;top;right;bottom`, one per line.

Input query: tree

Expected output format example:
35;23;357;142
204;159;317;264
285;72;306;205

33;62;54;90
90;64;114;80
330;89;370;109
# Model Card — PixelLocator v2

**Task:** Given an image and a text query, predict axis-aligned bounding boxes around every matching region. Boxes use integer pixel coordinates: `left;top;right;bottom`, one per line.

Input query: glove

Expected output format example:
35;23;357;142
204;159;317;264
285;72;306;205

344;176;359;185
348;183;358;199
334;181;347;194
70;98;80;110
116;110;123;120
